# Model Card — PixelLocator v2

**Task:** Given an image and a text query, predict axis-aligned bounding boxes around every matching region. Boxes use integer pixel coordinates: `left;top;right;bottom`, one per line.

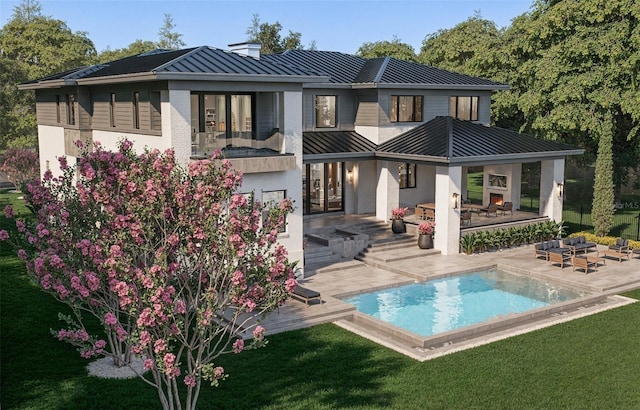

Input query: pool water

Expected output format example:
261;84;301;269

340;269;587;337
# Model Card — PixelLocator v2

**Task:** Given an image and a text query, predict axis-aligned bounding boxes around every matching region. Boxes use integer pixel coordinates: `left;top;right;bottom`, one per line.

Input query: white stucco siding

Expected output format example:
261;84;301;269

92;130;171;156
434;165;462;255
399;164;436;208
37;125;66;177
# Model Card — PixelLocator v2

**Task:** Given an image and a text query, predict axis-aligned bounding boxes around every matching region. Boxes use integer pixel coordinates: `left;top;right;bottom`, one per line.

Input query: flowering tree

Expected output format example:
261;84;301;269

1;140;296;410
0;148;39;190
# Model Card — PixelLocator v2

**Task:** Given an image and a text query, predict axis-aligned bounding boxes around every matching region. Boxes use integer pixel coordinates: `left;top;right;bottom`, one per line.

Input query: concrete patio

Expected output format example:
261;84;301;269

257;214;640;360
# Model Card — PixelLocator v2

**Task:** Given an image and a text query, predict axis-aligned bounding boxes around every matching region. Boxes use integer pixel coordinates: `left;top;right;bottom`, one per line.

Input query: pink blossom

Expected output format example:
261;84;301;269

0;230;8;241
104;312;117;326
4;205;14;219
154;338;167;353
252;325;265;341
143;359;155;370
184;374;197;388
285;278;298;293
163;353;176;368
232;338;244;354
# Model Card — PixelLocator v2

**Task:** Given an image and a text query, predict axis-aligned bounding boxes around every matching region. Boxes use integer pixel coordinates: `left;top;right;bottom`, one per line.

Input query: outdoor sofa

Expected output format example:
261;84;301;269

562;236;597;255
534;240;570;261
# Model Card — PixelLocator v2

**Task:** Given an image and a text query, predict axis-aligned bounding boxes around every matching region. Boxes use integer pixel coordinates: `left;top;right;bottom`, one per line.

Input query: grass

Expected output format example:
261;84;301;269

3;190;640;409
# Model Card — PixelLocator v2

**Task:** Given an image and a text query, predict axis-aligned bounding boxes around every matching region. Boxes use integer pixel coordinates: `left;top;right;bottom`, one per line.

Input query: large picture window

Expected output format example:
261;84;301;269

66;94;76;125
399;163;416;189
450;96;479;121
390;95;423;122
315;95;336;128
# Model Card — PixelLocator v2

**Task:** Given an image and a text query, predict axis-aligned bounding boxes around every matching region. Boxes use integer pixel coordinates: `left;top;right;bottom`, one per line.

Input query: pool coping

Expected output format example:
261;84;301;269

331;264;638;360
335;294;637;361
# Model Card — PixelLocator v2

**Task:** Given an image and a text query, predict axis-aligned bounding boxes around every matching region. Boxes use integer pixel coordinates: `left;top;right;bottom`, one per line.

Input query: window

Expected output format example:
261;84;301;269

262;190;287;233
55;95;61;123
133;92;140;129
399;163;416;189
315;95;336;128
390;95;423;122
110;93;116;127
450;96;479;121
66;94;76;125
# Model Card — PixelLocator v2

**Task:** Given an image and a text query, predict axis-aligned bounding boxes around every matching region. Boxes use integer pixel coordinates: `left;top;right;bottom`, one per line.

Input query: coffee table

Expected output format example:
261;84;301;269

597;249;630;263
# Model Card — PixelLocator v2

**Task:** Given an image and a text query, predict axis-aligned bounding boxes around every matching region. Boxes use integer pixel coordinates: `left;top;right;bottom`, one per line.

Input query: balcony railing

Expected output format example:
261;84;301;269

191;130;283;159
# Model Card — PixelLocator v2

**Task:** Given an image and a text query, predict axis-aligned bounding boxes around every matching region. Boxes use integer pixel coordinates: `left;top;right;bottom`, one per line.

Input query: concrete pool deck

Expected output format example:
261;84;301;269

259;219;640;360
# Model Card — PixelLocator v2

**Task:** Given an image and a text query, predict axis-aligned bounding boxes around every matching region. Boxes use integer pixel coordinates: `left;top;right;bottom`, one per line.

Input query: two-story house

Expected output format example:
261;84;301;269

19;43;581;265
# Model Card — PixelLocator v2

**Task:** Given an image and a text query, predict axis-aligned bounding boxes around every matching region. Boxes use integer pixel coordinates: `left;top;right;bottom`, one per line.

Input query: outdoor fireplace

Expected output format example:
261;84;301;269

490;193;504;206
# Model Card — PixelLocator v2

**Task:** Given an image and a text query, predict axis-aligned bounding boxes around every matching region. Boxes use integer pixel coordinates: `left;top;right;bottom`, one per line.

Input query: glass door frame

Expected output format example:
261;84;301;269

303;162;345;215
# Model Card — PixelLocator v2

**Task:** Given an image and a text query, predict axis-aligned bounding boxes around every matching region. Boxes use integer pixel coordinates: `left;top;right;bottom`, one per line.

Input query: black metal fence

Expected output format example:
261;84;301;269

562;204;640;241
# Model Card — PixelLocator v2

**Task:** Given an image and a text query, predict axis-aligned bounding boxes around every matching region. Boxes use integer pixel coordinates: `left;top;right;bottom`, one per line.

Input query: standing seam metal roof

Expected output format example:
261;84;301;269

377;117;581;159
303;131;378;156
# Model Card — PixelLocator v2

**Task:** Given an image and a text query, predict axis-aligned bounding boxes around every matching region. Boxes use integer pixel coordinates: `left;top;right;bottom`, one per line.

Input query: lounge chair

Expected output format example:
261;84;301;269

290;285;322;306
497;201;513;215
549;251;570;268
480;203;498;217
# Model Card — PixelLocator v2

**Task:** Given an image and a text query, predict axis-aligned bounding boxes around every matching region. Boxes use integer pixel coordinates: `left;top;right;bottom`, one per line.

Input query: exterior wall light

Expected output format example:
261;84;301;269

557;183;564;199
452;192;459;209
347;169;354;183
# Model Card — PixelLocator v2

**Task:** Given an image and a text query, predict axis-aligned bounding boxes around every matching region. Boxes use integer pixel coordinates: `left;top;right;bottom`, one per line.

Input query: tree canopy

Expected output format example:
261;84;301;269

356;37;417;62
245;13;303;54
157;13;186;50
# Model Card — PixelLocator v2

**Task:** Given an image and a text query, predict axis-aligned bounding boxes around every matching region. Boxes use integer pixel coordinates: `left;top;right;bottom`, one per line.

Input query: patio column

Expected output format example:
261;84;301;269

376;160;399;222
540;159;565;222
435;165;462;255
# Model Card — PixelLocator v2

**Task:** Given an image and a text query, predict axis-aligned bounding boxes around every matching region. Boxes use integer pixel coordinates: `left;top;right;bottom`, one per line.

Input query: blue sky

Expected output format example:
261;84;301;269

1;0;533;55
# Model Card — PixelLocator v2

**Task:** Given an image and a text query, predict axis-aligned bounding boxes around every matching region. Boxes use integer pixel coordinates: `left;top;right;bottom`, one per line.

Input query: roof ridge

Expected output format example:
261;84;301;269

372;57;390;83
152;46;206;73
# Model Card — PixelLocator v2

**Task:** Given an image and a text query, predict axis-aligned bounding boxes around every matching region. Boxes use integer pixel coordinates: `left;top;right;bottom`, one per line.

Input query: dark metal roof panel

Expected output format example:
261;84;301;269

353;58;386;83
377;58;505;87
264;50;367;83
378;117;580;159
303;131;377;155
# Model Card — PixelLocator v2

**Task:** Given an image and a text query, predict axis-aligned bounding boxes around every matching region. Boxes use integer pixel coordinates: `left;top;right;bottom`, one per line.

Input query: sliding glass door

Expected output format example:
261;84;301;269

303;162;344;214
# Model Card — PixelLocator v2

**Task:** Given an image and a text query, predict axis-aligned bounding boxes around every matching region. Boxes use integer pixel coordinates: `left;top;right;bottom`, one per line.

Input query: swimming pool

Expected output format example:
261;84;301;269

340;269;588;337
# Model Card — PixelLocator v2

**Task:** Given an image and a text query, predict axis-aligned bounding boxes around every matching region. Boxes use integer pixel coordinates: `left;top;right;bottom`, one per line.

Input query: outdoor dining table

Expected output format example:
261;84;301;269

417;202;436;211
461;203;484;212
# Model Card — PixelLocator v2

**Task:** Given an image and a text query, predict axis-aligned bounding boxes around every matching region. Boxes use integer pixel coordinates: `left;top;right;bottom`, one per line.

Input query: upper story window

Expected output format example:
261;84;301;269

66;94;76;125
450;96;479;121
399;163;416;189
262;190;287;233
55;95;61;123
110;93;117;127
133;92;140;129
315;95;336;128
390;95;423;122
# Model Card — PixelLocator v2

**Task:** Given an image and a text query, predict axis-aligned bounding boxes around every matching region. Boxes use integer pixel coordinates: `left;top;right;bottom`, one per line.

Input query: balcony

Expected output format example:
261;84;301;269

190;129;295;174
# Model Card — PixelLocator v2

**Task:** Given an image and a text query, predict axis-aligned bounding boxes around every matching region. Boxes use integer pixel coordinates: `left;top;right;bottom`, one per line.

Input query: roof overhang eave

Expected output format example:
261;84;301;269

18;79;77;90
448;150;585;165
374;152;450;164
303;152;376;163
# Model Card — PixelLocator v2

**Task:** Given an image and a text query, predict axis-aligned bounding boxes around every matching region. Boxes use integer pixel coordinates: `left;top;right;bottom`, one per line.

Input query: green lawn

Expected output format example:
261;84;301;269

2;190;640;409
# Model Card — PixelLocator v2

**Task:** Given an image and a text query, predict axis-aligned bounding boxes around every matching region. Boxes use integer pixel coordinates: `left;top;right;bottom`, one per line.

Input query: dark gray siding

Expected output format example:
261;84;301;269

35;92;59;125
354;90;379;126
91;84;163;135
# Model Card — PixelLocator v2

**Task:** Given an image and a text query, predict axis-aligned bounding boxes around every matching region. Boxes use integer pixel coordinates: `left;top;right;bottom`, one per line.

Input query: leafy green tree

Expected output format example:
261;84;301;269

592;113;615;237
97;40;158;63
246;13;303;54
356;37;417;61
498;0;640;198
0;0;96;149
157;13;185;50
418;13;502;76
0;58;36;148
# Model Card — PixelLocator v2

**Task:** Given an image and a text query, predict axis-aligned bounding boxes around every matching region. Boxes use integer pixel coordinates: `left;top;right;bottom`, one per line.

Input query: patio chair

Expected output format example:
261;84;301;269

414;206;427;221
480;203;498;217
290;285;322;306
497;201;513;216
424;209;435;221
608;238;629;252
460;210;472;226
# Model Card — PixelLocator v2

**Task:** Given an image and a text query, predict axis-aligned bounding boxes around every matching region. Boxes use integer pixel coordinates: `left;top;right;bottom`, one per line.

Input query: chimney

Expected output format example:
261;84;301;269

228;42;261;59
